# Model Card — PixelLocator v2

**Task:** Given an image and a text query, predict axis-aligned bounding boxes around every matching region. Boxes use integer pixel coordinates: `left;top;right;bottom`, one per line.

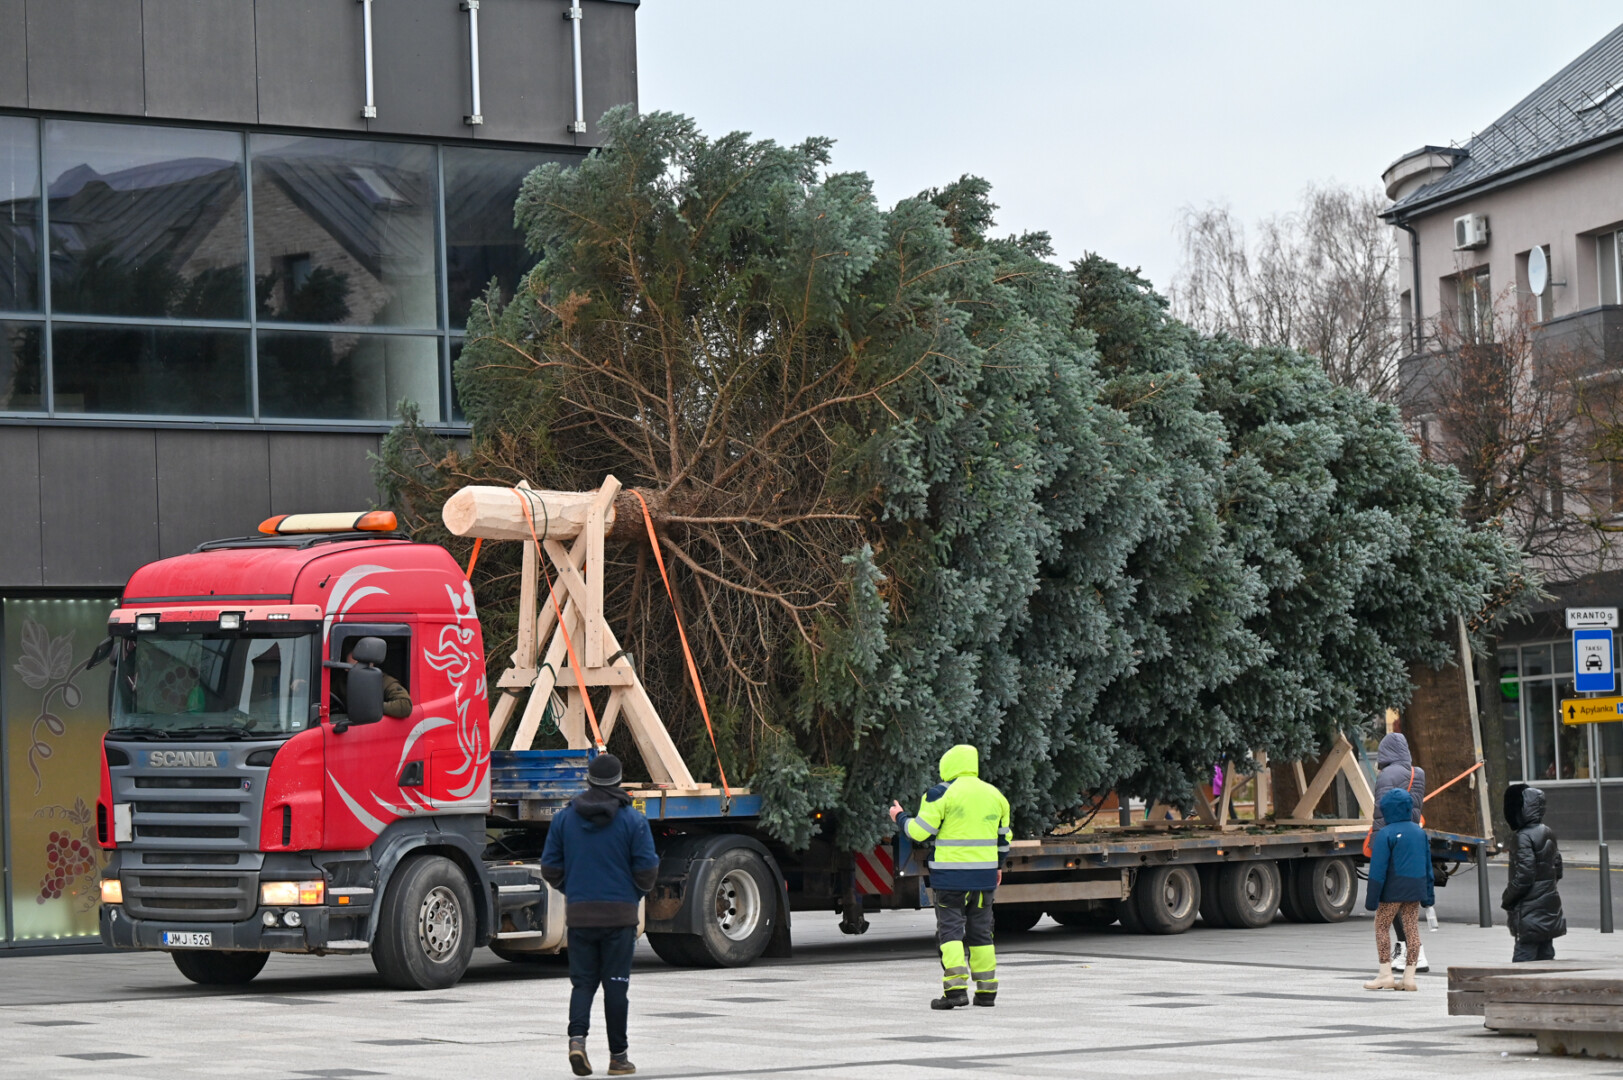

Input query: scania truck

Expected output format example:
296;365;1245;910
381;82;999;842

95;504;1489;990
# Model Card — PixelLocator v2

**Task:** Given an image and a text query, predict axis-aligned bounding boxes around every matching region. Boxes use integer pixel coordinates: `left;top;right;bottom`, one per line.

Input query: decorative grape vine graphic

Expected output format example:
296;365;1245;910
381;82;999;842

11;615;91;794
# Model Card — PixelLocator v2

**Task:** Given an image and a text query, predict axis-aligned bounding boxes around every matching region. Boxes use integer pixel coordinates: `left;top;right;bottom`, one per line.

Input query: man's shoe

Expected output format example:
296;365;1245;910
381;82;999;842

930;990;970;1010
973;993;996;1007
569;1037;592;1077
608;1054;636;1076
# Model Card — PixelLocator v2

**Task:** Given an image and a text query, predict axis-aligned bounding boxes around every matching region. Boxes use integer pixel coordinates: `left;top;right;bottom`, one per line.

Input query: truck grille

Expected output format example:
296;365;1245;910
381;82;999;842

124;866;257;922
107;739;278;853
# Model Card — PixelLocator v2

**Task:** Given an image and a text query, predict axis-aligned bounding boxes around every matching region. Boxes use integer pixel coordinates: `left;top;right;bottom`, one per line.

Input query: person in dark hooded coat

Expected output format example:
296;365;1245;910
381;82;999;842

1502;784;1565;962
542;753;658;1076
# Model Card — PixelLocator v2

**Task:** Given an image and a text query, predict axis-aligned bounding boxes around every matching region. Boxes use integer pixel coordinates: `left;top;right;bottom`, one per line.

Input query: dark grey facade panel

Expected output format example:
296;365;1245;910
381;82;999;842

142;0;259;124
254;0;368;132
25;0;145;115
0;427;42;585
0;0;26;108
267;431;383;515
476;0;578;145
154;430;273;554
38;427;161;587
368;0;470;139
580;0;637;142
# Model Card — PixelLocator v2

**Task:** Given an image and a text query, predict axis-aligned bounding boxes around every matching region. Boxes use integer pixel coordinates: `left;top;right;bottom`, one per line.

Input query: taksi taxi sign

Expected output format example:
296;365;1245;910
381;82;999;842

1562;696;1623;725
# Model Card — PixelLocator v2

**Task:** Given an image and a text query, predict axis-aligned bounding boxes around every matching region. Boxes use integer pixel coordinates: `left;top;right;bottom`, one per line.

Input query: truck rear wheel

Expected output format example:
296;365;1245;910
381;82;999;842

1215;860;1281;929
373;854;477;990
1293;856;1356;923
1133;865;1200;934
171;949;269;985
652;847;777;968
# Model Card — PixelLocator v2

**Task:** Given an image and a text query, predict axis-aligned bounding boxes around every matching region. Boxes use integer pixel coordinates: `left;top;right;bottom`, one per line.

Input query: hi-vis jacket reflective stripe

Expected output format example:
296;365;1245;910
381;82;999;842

901;744;1012;892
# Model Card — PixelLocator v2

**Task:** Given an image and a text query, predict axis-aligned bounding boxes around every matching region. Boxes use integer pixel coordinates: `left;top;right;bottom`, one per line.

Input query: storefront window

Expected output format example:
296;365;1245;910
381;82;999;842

0;321;42;412
1498;648;1524;783
1503;637;1623;783
251;134;439;330
0;115;40;313
45;121;247;321
52;324;250;416
3;597;115;943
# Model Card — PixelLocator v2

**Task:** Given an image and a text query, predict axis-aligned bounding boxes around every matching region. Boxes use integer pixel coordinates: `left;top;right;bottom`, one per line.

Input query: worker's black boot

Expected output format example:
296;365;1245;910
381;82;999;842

569;1037;592;1076
974;992;996;1008
930;989;970;1010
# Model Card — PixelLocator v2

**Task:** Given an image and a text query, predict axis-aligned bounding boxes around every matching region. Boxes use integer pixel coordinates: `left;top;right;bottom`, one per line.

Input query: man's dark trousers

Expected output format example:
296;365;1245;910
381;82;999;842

568;925;637;1053
1513;938;1556;962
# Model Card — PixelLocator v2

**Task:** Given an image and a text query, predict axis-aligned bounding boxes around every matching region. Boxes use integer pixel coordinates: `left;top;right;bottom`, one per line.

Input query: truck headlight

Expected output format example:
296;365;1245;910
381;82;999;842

100;879;123;904
261;880;325;906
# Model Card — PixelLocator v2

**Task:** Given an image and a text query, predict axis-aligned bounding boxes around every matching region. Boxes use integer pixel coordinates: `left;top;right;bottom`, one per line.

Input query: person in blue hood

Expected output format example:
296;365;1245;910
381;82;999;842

1370;732;1428;971
1363;787;1434;991
542;753;658;1077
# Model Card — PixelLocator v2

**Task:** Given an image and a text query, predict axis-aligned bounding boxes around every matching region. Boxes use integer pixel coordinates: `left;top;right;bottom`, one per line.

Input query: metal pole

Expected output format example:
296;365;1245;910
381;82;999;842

462;1;483;125
1477;841;1492;928
567;5;586;134
1596;721;1614;932
359;0;377;119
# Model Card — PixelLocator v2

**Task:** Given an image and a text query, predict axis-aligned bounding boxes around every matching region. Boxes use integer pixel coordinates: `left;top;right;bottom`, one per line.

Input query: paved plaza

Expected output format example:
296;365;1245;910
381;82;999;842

8;904;1623;1079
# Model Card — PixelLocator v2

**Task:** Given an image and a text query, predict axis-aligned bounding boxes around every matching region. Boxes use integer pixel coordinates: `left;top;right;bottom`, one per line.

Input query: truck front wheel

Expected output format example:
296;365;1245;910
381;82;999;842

373;854;476;990
171;949;269;985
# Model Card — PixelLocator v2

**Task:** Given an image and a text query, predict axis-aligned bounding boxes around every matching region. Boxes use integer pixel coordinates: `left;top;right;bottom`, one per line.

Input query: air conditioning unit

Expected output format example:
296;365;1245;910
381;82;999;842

1454;213;1490;250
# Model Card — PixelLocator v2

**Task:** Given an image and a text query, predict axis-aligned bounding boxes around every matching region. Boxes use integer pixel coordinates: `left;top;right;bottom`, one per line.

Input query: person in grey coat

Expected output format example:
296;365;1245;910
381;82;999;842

1371;732;1427;969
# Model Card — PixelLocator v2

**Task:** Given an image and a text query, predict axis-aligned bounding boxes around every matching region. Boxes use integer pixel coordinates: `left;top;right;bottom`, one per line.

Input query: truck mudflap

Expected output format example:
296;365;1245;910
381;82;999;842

100;903;366;954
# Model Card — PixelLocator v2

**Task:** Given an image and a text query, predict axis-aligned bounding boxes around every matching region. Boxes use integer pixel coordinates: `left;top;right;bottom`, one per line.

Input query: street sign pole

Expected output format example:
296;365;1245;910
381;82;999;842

1570;609;1619;934
1595;720;1614;933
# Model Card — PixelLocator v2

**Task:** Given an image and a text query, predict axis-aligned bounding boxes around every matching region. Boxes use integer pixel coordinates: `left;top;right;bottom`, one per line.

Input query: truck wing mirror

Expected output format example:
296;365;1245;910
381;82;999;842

345;665;385;727
87;636;115;670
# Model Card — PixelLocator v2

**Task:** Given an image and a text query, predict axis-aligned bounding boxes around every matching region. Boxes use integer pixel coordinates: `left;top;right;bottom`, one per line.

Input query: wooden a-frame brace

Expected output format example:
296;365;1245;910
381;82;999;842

1139;734;1374;829
483;476;698;788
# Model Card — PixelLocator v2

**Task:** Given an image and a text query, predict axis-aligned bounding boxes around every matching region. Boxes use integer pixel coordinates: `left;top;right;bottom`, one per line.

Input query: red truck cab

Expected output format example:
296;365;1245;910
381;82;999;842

96;519;518;989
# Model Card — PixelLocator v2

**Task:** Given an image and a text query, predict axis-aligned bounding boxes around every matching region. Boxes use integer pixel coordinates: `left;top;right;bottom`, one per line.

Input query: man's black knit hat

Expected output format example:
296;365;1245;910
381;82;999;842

588;753;623;787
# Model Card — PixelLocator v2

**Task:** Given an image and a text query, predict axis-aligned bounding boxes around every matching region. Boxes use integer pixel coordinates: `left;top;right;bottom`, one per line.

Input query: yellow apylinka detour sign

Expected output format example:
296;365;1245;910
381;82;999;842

1561;697;1623;724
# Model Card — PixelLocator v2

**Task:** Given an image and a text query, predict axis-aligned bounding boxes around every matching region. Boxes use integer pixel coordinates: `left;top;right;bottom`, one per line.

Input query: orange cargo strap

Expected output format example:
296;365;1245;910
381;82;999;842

632;490;731;799
463;537;483;580
1424;760;1484;803
513;490;604;751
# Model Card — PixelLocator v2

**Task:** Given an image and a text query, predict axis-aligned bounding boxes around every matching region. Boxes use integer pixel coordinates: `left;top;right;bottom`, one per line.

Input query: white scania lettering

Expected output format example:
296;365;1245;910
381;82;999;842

148;751;220;768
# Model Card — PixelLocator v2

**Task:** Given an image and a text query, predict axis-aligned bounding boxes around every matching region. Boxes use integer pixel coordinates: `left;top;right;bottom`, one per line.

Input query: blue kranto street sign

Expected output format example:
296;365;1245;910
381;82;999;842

1574;627;1616;693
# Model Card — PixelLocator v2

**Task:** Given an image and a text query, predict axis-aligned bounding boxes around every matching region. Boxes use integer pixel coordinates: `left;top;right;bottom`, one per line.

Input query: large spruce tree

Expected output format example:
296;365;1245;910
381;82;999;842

380;110;1530;850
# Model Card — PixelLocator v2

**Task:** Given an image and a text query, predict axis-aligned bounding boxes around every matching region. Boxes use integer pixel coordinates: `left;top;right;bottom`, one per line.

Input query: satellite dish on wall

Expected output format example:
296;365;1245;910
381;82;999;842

1529;246;1550;295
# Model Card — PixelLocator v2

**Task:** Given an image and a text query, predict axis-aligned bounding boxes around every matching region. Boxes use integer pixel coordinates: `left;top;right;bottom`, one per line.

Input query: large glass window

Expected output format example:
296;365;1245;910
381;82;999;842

0;321;42;411
258;330;441;421
0;114;582;424
251;135;438;329
52;324;249;416
0;116;40;313
444;146;553;326
45;121;247;321
1502;636;1623;783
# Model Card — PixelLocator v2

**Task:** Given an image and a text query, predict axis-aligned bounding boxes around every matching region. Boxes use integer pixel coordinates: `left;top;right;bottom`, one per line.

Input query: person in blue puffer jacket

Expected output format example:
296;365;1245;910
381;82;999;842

1362;788;1435;992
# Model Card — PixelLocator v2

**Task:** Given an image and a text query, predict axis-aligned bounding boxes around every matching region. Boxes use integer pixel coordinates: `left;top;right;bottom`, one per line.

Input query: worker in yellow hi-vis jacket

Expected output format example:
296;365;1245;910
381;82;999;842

889;744;1012;1009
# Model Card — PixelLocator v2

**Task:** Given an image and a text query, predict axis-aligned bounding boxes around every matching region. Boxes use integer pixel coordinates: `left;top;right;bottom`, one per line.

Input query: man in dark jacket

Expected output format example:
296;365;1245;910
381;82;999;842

1503;784;1566;962
1371;732;1428;971
542;754;659;1077
1363;788;1435;991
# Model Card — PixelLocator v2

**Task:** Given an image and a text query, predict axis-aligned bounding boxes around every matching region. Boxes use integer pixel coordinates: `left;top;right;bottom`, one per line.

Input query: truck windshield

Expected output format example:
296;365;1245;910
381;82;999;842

111;633;315;737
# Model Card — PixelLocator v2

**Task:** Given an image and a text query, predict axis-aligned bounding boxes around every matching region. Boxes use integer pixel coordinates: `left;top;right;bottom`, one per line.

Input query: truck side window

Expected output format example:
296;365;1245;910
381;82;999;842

329;628;412;718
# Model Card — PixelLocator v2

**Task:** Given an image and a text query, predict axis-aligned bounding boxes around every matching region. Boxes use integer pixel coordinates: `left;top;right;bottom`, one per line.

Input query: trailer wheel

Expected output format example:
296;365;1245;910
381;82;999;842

663;847;777;968
1114;893;1145;933
1293;856;1356;923
992;905;1043;935
1049;902;1117;930
1133;865;1200;934
1215;860;1281;929
373;854;477;990
171;949;269;985
1197;865;1228;928
1276;861;1309;923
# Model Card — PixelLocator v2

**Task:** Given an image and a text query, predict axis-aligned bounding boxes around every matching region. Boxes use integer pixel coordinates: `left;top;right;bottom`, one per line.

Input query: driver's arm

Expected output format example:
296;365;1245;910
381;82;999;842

381;673;412;718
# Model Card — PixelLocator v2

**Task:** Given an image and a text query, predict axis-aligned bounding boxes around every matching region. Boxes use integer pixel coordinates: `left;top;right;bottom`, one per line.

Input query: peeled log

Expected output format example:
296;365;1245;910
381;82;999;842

442;484;662;541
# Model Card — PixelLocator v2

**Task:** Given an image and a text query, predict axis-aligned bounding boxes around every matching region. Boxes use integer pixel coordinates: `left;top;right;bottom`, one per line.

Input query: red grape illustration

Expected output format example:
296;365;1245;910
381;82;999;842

35;802;101;904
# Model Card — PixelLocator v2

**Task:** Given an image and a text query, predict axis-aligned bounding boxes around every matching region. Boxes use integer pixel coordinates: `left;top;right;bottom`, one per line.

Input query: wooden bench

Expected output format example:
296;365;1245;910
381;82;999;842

1447;962;1602;1016
1481;969;1623;1058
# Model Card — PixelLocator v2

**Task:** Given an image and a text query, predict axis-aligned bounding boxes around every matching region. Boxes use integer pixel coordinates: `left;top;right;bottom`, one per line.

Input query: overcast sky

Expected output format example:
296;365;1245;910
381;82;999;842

637;2;1622;292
